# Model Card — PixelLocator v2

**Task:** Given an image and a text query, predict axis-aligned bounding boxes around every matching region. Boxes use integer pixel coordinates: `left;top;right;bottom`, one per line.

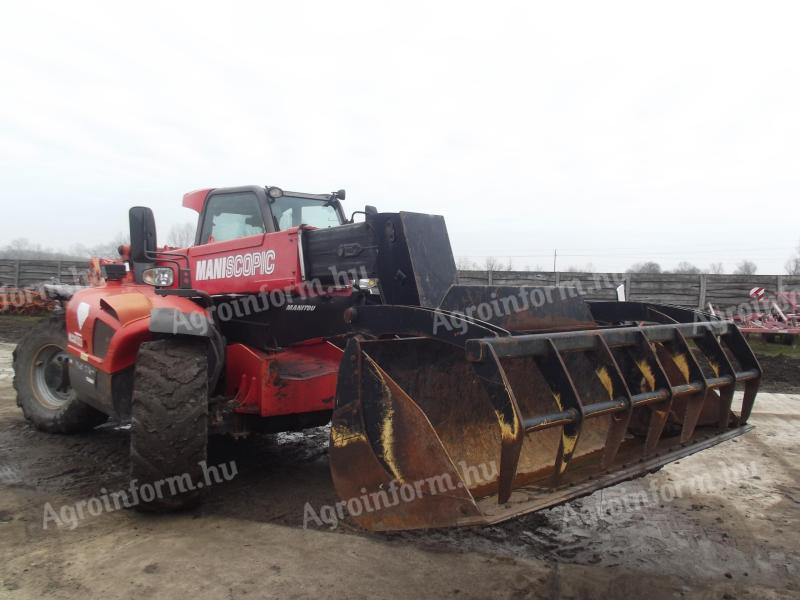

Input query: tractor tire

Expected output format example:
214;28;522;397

13;314;108;433
130;337;209;512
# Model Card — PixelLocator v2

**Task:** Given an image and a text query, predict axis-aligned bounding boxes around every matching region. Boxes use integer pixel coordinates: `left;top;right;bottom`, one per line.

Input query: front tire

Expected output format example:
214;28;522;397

130;337;209;511
13;315;108;433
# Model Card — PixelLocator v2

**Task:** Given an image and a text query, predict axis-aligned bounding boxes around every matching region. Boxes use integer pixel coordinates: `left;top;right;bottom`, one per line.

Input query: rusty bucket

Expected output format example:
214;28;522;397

329;303;760;531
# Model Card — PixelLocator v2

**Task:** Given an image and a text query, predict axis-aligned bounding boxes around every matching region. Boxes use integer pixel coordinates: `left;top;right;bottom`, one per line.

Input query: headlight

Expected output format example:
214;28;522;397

356;278;381;295
142;267;174;287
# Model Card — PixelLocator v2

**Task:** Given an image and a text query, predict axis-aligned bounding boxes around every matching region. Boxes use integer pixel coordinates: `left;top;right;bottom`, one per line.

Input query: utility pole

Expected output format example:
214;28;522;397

553;249;557;273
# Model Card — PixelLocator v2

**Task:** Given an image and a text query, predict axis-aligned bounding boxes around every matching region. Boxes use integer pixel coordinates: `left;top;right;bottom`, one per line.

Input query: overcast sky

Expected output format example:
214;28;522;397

1;1;798;273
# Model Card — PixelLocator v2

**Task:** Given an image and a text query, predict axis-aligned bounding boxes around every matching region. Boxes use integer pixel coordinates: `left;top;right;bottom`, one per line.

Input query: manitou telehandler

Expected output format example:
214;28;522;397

14;185;761;530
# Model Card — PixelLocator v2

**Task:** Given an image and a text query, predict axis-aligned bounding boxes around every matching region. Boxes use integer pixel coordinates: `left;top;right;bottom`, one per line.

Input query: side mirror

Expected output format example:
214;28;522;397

129;206;158;263
349;205;379;223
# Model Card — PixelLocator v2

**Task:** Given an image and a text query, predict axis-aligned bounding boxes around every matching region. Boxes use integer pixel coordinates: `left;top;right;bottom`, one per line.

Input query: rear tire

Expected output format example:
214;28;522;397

130;337;209;512
13;315;108;433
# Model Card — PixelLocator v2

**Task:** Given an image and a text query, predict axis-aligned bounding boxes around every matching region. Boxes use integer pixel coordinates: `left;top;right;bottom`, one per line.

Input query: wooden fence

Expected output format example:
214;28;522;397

457;270;800;311
2;260;798;312
0;259;90;288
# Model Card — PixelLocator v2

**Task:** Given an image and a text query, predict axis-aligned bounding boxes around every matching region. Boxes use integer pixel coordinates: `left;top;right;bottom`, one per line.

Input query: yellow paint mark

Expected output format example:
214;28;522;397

673;353;690;381
559;433;579;473
494;409;520;441
596;366;614;399
637;360;656;390
551;388;578;473
708;360;720;377
379;398;404;482
330;423;367;448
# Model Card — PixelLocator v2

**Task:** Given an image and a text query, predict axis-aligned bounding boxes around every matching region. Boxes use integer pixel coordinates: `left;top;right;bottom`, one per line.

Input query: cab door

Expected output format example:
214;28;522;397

187;187;301;294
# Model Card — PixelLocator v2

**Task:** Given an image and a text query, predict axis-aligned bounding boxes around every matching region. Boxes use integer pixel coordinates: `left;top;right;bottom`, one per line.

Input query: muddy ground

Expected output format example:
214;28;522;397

745;338;800;394
0;317;799;599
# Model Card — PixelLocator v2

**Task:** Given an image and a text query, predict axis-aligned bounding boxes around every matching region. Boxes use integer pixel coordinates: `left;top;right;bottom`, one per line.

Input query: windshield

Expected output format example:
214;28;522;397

270;196;341;230
199;192;265;244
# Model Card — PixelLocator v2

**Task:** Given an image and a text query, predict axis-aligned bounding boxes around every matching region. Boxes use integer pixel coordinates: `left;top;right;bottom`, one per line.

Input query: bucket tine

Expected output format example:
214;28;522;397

720;326;762;424
594;336;633;469
693;326;737;429
648;328;709;443
534;339;584;479
470;344;524;504
628;330;674;454
672;330;709;442
740;381;759;424
717;386;735;429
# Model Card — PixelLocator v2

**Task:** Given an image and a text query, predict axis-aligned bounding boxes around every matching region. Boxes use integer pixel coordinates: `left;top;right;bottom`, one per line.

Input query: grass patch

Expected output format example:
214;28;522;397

746;336;800;358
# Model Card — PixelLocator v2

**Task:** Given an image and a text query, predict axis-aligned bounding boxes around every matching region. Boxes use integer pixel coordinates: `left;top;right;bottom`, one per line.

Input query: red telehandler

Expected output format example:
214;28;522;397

14;185;761;529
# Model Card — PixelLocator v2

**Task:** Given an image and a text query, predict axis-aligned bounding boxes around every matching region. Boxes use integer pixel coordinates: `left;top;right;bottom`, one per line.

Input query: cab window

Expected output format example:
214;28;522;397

199;193;265;244
270;197;341;230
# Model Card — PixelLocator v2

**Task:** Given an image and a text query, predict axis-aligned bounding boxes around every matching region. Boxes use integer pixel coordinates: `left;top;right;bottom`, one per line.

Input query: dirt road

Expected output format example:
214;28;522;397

1;340;798;599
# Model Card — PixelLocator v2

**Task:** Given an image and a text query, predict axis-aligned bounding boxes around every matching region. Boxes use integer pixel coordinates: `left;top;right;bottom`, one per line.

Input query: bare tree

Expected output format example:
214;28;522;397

168;223;196;248
483;256;512;271
456;257;480;271
0;238;55;260
89;232;130;259
734;260;758;275
8;238;31;253
707;262;724;274
0;238;59;259
786;241;800;275
626;261;662;274
0;234;129;260
565;263;595;273
672;262;701;274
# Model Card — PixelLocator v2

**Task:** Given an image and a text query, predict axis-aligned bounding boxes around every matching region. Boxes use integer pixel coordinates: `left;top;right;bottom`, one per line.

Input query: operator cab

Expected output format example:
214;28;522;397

186;186;348;247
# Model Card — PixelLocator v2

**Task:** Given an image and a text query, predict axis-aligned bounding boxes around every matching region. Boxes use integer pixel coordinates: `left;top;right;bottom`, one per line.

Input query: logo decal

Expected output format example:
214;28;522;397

195;250;276;281
286;304;316;312
76;302;91;329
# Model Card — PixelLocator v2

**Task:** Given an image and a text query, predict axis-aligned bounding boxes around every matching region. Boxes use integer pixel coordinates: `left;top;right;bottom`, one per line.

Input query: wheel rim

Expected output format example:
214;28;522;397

31;344;75;409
